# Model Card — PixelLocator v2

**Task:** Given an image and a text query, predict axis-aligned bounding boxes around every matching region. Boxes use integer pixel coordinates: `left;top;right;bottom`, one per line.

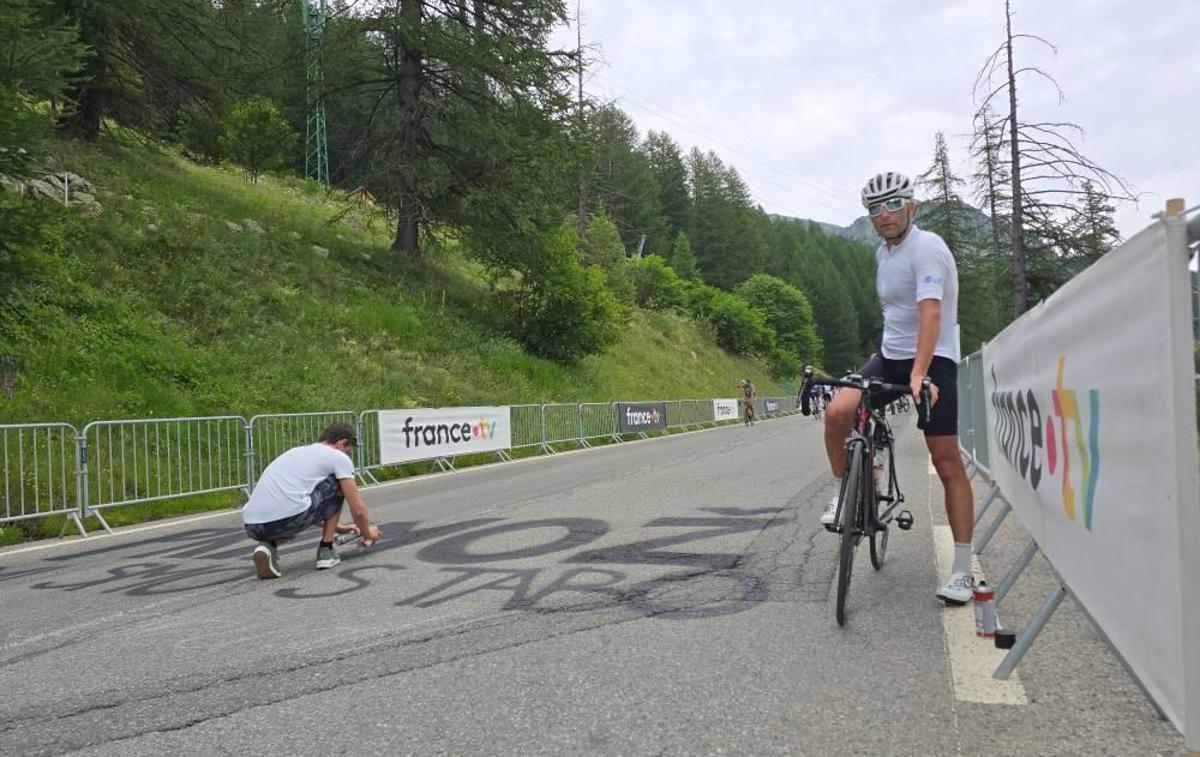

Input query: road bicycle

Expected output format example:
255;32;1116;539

798;366;932;626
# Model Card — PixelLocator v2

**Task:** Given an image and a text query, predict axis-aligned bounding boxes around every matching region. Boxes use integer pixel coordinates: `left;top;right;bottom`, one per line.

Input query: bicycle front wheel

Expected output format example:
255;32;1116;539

835;444;864;627
870;447;889;570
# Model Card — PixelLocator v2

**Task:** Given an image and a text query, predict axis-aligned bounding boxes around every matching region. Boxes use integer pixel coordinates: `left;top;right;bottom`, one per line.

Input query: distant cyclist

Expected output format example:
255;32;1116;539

819;172;975;605
739;378;757;425
807;382;825;418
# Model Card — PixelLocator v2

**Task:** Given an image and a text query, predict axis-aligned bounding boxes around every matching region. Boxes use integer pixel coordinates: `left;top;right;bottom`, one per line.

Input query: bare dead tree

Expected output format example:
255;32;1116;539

972;0;1135;315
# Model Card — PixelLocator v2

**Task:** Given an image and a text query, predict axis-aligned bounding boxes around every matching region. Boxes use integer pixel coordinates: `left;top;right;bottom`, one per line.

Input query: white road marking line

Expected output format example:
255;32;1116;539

926;462;1027;704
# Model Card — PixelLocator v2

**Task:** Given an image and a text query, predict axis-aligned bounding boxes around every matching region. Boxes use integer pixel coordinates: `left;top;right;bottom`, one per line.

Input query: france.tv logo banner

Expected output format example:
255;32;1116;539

378;406;512;465
989;355;1100;530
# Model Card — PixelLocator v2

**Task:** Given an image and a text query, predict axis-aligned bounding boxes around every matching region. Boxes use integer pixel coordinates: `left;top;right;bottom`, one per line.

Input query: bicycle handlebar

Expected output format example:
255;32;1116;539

797;366;932;424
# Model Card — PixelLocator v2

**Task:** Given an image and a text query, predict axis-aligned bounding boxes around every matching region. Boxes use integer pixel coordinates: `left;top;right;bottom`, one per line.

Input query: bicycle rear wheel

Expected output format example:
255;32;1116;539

835;444;863;626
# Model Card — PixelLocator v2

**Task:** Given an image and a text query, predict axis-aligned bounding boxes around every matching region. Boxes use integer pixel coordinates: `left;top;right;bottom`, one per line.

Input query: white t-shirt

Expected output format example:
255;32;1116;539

875;224;960;362
242;443;355;524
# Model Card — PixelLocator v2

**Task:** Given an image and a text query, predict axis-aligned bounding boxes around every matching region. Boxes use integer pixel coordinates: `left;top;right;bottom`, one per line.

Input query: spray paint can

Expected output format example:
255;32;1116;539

974;580;996;638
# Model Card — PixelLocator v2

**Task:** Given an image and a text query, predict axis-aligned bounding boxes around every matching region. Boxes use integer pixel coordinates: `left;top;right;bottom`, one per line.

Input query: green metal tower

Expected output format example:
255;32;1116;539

302;0;330;186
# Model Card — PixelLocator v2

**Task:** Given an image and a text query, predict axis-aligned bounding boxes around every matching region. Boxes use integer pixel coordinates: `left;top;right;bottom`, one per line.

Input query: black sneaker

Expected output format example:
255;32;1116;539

315;543;340;570
252;542;280;579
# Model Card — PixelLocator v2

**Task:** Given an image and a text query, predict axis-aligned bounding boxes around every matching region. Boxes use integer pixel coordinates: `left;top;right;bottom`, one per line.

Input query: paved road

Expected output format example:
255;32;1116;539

0;414;1183;755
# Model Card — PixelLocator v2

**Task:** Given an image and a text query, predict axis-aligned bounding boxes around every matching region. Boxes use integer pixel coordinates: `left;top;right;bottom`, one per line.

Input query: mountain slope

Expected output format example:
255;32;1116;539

773;202;994;248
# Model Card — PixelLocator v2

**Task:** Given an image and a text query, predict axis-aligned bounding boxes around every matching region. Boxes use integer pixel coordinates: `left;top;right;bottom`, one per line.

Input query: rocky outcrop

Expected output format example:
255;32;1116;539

0;170;102;216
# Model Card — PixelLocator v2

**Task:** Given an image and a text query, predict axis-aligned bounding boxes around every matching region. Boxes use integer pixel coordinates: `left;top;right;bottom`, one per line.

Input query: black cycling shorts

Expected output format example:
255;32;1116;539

858;354;958;437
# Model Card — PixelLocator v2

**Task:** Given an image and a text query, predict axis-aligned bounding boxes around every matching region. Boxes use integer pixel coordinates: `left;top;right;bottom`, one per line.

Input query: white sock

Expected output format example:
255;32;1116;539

830;476;841;501
952;543;973;576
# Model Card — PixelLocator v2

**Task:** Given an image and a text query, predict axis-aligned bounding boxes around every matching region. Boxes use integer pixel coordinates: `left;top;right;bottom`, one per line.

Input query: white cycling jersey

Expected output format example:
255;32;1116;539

875;224;960;362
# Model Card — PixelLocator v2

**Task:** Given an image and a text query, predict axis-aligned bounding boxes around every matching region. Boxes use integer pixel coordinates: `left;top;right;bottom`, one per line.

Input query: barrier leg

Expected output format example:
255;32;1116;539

59;513;88;539
994;582;1066;679
1062;583;1171;722
974;484;1001;525
974;499;1010;555
87;508;113;535
995;538;1039;606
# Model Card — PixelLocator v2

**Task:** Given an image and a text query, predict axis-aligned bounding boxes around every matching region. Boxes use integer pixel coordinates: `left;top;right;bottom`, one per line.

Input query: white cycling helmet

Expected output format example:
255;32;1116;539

860;171;914;208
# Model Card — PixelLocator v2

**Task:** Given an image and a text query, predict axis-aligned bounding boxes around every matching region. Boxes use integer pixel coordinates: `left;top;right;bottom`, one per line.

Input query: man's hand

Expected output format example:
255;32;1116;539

362;525;383;547
911;373;939;408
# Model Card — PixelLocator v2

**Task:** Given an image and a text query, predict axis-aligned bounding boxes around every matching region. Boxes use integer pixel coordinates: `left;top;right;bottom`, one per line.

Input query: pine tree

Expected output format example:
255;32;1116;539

643;130;691;242
668;230;698;280
581;205;635;305
1065;179;1119;269
916;131;972;254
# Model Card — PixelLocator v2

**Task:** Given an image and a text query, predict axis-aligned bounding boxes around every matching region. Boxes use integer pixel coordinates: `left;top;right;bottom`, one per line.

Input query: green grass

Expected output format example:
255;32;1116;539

0;130;785;543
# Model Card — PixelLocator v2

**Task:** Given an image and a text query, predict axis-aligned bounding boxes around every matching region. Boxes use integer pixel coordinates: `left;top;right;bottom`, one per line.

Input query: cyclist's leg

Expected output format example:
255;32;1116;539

822;355;888;477
921;357;971;542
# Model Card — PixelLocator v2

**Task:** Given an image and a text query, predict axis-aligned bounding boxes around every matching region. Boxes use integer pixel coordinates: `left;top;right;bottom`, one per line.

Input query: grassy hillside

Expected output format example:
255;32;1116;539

1;131;783;431
0;132;792;543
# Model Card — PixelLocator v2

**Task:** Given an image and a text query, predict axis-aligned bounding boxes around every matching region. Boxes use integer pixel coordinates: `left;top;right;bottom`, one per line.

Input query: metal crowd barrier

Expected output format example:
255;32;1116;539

248;411;358;488
541;404;581;453
82;416;249;534
1;391;803;538
0;423;86;536
579;403;616;445
509;404;543;451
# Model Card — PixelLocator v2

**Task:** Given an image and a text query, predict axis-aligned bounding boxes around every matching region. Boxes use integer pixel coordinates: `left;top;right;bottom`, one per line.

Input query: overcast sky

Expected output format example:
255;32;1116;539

551;0;1198;239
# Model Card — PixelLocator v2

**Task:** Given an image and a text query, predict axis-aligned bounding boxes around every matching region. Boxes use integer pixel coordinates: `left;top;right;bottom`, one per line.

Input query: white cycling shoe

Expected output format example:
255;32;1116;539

819;496;839;527
936;572;975;605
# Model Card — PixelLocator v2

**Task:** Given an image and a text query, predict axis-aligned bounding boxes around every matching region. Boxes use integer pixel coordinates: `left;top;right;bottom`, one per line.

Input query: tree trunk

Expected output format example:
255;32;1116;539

392;0;424;259
64;81;103;140
1005;0;1028;316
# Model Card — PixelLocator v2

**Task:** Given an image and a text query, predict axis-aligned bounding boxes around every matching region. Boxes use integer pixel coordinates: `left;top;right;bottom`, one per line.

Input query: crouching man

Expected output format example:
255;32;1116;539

243;422;381;579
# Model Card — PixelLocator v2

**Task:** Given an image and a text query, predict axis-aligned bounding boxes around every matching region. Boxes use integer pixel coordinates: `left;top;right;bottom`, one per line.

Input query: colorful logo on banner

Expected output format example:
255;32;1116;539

989;355;1101;529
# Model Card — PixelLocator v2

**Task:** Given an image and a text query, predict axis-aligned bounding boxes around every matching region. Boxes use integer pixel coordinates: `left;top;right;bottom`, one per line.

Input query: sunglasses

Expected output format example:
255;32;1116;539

867;197;909;217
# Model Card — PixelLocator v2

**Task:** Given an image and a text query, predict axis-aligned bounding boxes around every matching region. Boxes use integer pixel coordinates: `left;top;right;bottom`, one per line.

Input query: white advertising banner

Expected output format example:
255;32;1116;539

981;217;1199;741
713;399;739;421
379;406;512;465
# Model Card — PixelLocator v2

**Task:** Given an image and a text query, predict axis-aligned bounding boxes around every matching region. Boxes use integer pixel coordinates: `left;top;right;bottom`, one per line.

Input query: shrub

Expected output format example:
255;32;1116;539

736;274;823;366
681;279;723;320
629;255;685;311
497;224;624;363
706;292;775;356
219;98;296;183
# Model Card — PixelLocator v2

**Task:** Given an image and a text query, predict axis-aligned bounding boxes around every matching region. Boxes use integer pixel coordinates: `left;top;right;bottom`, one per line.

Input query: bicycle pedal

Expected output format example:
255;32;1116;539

823;523;840;534
896;510;914;531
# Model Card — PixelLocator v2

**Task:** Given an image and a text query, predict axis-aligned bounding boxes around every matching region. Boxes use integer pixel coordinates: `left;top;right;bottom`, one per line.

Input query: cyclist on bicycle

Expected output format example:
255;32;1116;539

739;378;757;425
819;171;975;605
806;382;824;417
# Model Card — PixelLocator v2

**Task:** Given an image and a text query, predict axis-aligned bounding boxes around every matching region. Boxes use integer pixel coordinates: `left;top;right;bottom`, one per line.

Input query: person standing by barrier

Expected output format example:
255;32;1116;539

819;171;975;605
242;422;382;579
739;378;757;425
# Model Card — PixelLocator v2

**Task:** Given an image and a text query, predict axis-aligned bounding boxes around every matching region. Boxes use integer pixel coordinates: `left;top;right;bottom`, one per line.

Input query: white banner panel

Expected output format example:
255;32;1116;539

713;399;738;421
982;218;1198;738
379;407;512;465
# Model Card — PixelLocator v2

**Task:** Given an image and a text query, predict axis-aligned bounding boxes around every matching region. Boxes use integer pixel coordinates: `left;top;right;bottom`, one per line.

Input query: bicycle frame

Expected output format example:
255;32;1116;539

839;402;905;540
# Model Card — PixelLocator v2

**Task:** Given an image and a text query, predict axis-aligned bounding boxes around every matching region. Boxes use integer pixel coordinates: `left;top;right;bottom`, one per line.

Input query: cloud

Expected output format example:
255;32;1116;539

558;0;1200;235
